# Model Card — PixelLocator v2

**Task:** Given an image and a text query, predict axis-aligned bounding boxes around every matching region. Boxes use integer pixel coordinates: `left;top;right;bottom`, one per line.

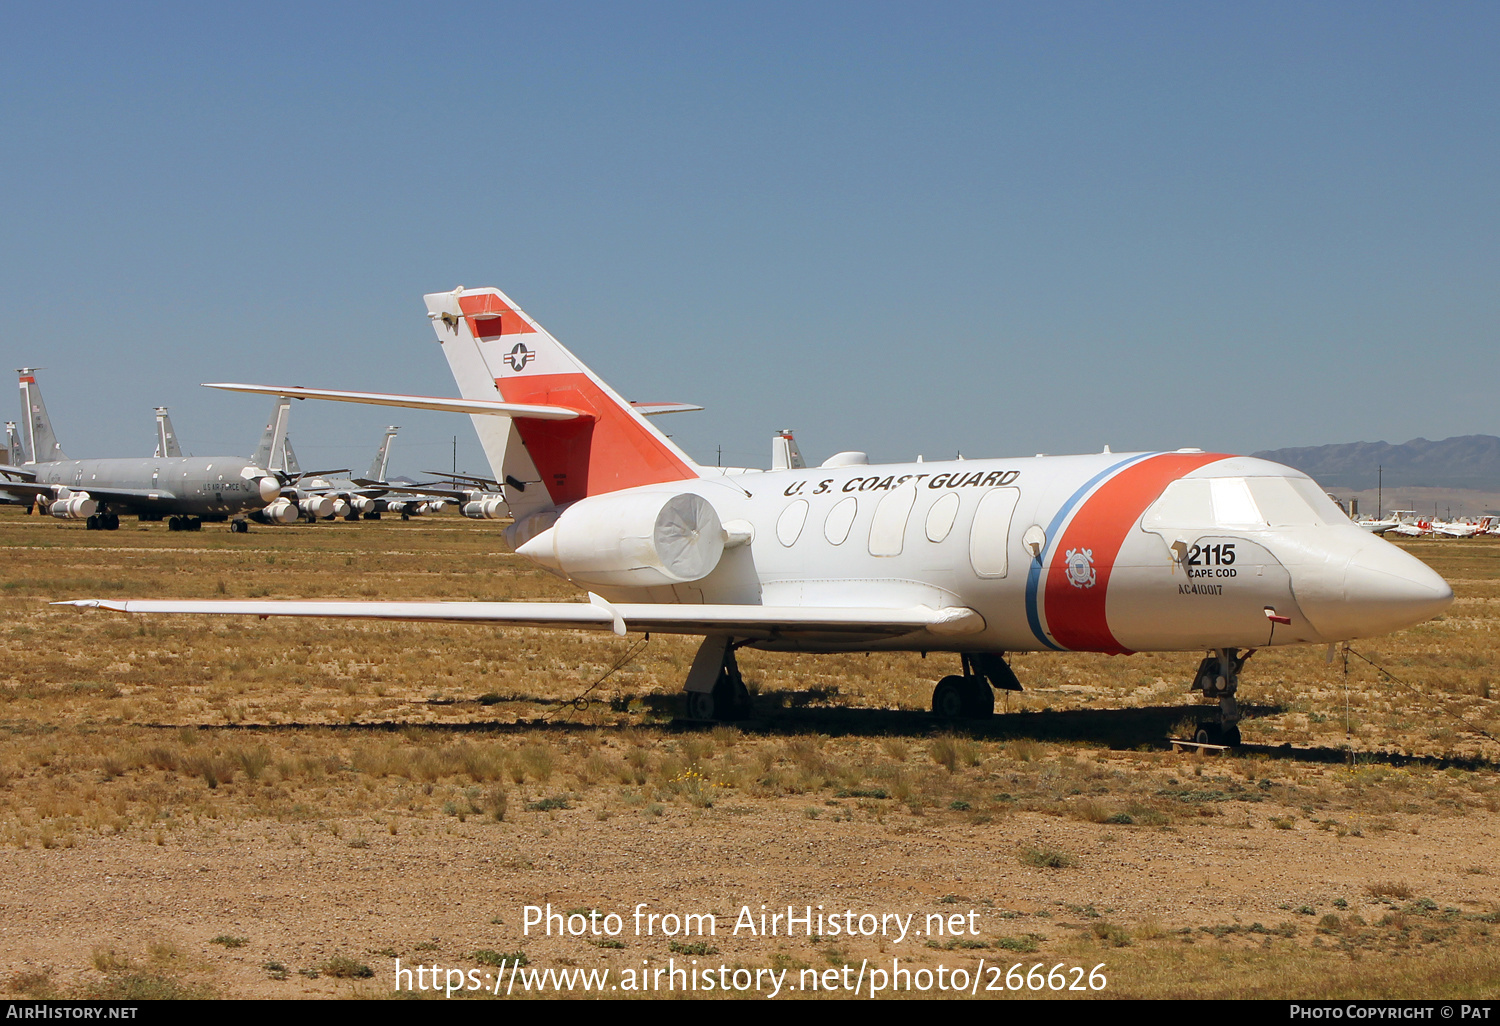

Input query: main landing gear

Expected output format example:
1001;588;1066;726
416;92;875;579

1189;647;1251;746
682;636;752;722
931;652;1022;720
84;513;120;530
166;516;202;532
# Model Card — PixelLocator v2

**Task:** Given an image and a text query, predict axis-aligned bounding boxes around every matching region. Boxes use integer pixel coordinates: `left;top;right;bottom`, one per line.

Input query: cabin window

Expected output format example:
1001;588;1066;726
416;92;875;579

925;491;960;542
868;484;917;556
776;500;809;547
824;497;857;545
969;487;1020;577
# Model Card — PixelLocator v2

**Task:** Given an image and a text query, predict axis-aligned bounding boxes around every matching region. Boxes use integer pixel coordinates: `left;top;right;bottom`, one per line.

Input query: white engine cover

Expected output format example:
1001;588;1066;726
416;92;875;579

517;491;725;588
50;493;97;519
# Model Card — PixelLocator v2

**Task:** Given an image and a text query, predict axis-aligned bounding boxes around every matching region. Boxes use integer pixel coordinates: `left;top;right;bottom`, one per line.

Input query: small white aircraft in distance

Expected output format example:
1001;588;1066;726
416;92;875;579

60;287;1454;745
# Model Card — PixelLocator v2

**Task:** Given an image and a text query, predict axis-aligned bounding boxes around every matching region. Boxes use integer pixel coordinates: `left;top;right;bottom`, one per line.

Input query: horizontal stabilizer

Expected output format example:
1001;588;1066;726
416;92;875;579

204;384;585;421
58;599;985;642
630;402;704;416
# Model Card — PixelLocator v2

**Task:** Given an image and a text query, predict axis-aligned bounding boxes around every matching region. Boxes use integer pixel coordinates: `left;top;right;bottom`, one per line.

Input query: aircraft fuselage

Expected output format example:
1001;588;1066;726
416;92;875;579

26;457;279;518
527;448;1452;655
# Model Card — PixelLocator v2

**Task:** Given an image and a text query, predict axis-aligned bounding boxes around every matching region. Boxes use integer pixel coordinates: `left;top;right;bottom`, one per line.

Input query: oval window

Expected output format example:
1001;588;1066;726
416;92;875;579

824;496;857;545
925;492;960;542
776;500;809;547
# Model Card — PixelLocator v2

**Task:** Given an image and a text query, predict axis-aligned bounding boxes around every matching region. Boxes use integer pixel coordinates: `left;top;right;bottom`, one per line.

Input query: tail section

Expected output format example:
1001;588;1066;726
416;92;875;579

424;287;701;513
17;369;65;464
251;397;298;475
367;426;398;483
5;421;25;465
771;429;806;471
154;407;182;458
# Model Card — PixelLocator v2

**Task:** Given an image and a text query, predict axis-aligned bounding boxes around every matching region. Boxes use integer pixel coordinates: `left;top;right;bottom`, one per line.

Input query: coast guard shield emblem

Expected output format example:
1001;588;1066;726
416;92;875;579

1064;548;1096;589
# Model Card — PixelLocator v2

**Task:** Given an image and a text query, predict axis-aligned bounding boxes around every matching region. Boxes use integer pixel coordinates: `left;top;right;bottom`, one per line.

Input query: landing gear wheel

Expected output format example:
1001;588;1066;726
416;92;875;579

103;514;119;530
962;676;995;719
167;517;182;532
1220;725;1241;747
85;515;99;530
685;690;717;721
932;676;967;718
230;520;249;534
1193;725;1213;745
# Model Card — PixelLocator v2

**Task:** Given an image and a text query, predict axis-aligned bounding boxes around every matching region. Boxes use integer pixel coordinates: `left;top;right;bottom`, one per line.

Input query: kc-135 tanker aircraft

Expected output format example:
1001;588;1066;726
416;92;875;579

3;369;282;531
62;287;1454;743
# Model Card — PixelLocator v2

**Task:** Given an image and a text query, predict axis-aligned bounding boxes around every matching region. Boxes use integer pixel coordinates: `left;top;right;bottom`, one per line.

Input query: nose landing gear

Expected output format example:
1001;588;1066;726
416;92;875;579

1190;647;1252;746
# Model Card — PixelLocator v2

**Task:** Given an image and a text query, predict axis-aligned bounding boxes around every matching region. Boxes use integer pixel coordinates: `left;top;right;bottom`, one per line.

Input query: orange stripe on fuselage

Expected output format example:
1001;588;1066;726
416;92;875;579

498;373;696;506
1044;452;1229;654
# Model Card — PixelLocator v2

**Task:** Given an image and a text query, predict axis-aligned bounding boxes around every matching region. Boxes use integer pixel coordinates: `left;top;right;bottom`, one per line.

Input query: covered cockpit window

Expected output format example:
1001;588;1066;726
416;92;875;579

1144;475;1343;531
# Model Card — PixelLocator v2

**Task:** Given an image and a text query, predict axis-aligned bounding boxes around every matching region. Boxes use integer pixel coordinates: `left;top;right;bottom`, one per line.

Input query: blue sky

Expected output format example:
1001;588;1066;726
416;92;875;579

1;2;1494;476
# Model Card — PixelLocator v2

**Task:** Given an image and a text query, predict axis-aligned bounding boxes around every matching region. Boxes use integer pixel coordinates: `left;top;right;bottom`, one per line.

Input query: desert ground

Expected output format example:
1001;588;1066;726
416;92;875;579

1;505;1498;1000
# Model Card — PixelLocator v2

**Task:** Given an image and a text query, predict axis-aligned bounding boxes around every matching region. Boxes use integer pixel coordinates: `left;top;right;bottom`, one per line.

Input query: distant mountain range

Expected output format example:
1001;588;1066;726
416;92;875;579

1251;435;1500;491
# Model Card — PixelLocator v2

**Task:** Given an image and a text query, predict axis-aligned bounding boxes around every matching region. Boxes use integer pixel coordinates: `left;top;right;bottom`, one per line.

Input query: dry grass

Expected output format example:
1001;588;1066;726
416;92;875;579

3;509;1500;998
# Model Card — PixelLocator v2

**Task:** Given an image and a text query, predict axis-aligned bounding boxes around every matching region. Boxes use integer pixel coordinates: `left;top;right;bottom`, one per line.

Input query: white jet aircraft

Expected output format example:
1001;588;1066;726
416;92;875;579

60;287;1454;744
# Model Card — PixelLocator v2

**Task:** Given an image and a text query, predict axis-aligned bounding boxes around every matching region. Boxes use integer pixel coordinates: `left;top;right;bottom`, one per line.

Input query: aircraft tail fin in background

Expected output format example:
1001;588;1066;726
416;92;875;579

423;287;701;515
6;421;26;465
155;407;182;458
772;430;806;471
251;396;300;476
17;369;65;464
367;426;398;484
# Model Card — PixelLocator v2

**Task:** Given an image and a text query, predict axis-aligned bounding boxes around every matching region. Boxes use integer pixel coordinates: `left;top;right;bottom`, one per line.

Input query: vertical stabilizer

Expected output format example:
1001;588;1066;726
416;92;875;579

423;287;701;517
5;422;24;465
771;430;806;471
280;436;302;478
367;426;398;483
17;369;65;464
154;407;182;458
252;397;297;475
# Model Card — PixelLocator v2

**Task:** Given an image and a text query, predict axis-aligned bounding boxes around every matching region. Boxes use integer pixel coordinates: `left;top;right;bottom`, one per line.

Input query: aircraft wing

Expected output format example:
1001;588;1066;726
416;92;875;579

0;482;180;504
0;464;38;481
57;599;985;642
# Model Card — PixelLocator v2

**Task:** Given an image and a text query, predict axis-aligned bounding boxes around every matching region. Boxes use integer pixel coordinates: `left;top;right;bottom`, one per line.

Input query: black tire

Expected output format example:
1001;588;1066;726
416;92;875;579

167;517;181;532
1221;725;1241;747
963;677;995;719
85;516;99;530
685;690;717;721
1193;725;1213;745
104;514;119;530
932;676;966;718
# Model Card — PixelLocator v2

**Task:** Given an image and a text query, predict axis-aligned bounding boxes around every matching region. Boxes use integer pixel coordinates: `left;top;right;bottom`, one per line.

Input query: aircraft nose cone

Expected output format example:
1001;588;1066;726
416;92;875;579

1302;541;1453;641
259;476;281;502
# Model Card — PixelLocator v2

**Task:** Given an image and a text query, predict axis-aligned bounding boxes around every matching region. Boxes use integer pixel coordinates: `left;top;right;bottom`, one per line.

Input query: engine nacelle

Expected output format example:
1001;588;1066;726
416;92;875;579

298;496;335;519
255;498;300;524
349;496;376;514
516;491;725;588
50;493;97;519
329;499;351;519
424;500;447;514
463;497;508;520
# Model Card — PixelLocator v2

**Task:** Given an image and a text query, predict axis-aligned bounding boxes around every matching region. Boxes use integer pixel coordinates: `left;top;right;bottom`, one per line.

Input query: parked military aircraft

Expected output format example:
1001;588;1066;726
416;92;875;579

61;288;1453;742
3;369;281;531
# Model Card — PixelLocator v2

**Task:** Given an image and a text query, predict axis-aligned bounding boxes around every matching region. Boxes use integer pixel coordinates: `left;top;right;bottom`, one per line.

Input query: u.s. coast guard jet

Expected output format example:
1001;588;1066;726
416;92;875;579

60;288;1453;743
